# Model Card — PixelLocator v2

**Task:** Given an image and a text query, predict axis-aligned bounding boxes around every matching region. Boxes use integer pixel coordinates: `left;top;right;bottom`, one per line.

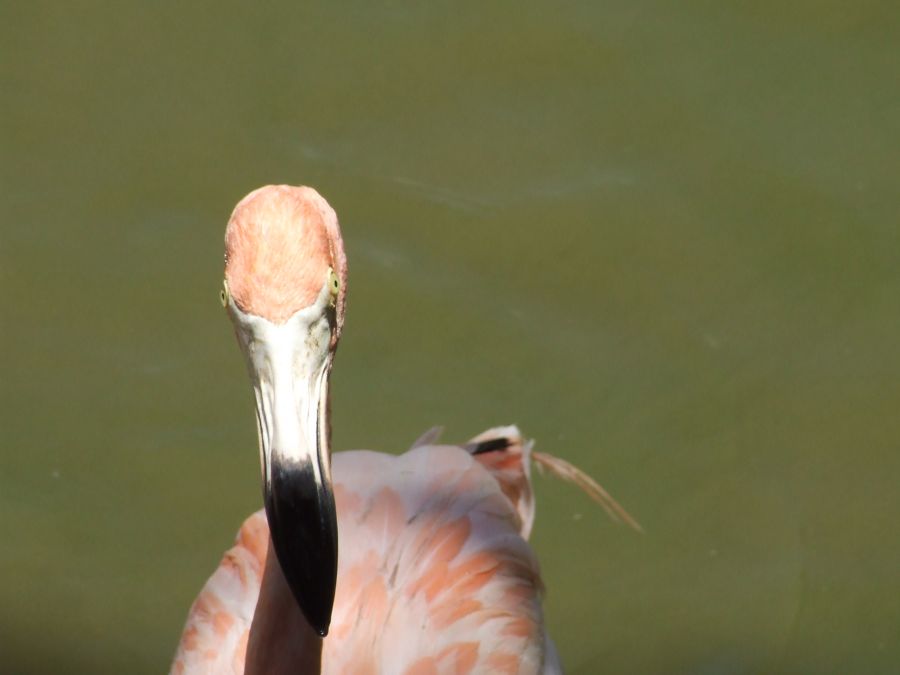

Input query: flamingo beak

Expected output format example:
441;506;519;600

226;284;338;637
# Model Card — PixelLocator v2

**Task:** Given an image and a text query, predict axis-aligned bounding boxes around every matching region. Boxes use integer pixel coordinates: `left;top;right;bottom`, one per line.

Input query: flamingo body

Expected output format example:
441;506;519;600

172;427;560;674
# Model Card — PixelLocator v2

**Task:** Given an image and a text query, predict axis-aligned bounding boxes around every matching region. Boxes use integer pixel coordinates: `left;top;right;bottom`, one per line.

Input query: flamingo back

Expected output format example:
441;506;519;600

172;426;558;674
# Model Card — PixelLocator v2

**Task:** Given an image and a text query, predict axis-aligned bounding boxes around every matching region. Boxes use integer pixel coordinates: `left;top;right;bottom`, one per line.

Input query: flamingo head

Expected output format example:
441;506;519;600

222;185;347;637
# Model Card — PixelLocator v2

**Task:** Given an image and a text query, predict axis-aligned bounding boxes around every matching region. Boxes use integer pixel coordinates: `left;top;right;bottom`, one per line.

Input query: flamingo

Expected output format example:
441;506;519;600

171;185;639;674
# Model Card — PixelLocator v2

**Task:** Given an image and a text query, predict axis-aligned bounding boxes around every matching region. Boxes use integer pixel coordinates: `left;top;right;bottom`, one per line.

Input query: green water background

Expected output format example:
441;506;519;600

2;2;898;673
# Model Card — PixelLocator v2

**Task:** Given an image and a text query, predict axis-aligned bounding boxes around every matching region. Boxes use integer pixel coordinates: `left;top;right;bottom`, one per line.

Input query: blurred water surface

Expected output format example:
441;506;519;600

2;2;898;673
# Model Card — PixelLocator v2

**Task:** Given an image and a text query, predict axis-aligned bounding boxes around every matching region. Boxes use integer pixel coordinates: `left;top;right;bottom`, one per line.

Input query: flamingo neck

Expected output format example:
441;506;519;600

246;538;323;675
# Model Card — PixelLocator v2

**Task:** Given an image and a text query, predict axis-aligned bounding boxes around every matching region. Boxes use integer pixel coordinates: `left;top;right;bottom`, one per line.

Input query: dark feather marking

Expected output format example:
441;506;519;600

467;437;512;455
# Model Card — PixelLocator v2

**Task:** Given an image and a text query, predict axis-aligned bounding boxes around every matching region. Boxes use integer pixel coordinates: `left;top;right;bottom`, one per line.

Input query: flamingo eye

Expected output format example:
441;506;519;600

328;268;339;305
220;279;229;307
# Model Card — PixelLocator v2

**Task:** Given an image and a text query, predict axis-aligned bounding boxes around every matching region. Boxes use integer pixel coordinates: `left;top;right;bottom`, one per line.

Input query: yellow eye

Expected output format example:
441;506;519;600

220;279;229;307
328;268;340;306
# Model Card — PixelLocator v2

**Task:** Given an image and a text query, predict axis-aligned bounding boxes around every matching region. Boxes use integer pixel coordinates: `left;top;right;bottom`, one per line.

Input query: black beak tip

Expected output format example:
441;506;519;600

266;459;338;640
292;582;334;640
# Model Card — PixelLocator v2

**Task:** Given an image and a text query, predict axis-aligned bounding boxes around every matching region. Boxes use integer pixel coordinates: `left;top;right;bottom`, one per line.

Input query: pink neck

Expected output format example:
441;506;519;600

245;539;323;675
